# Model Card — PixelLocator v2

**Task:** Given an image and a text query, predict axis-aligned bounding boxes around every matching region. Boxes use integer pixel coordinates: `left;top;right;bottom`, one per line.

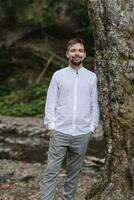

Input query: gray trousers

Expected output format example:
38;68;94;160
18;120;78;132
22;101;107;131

40;130;91;200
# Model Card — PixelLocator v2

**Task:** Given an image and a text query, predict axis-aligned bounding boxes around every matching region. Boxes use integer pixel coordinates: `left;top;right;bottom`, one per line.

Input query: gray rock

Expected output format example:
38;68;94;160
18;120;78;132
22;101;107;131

0;115;105;163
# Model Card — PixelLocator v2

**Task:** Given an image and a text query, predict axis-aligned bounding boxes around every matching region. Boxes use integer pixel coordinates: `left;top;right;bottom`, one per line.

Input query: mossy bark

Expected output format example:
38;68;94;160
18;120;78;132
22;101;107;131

86;1;134;199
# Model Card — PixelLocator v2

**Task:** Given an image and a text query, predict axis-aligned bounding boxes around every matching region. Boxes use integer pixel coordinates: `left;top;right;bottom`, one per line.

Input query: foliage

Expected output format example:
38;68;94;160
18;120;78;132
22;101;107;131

0;48;48;116
0;84;48;117
0;0;52;27
0;0;90;35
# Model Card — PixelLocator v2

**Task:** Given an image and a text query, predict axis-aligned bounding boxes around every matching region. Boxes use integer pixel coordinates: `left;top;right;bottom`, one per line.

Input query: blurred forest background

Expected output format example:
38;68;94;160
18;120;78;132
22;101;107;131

0;0;94;117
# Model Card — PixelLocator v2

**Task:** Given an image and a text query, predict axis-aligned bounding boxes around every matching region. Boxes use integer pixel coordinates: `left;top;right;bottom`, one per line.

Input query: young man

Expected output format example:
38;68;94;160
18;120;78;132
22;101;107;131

40;38;99;200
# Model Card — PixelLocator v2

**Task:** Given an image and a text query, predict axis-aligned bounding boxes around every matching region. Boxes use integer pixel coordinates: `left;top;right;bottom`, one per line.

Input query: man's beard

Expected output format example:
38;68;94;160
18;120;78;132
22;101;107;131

71;58;83;66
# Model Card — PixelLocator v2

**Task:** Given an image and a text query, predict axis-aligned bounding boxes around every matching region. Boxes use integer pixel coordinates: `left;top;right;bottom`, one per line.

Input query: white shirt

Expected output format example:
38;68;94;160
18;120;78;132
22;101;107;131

44;66;99;136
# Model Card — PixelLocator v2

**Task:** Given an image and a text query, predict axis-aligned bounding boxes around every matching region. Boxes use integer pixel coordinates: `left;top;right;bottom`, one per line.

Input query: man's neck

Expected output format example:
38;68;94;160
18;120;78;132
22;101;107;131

70;64;82;71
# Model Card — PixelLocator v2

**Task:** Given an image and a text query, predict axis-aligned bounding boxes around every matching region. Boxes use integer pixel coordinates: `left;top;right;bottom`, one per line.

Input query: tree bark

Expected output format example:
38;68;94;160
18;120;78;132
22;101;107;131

86;0;134;199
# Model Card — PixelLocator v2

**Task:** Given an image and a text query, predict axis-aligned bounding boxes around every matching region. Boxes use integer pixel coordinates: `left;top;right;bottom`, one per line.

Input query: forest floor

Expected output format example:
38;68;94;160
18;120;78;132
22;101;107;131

0;159;101;200
0;116;104;200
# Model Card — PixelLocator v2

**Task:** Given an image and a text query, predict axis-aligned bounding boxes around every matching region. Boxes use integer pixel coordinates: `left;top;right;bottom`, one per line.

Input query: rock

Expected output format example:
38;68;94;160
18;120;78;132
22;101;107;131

0;115;105;163
19;175;35;182
0;116;50;163
0;171;14;183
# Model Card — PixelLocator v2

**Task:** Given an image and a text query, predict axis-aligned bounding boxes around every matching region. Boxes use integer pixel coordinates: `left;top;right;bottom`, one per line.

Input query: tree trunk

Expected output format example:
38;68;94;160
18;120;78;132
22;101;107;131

86;0;134;199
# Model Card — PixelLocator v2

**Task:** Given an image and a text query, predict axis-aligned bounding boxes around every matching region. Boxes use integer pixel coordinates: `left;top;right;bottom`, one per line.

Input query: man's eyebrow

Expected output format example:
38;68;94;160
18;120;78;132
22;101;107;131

70;48;84;50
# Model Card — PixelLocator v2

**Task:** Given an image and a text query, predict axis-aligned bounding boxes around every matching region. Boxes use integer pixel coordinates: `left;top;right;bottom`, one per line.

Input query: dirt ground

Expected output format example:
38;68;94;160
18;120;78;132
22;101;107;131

0;159;101;200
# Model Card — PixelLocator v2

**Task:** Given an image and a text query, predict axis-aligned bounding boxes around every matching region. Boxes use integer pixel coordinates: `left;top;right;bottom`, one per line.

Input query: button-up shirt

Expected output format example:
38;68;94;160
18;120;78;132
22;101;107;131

44;66;99;136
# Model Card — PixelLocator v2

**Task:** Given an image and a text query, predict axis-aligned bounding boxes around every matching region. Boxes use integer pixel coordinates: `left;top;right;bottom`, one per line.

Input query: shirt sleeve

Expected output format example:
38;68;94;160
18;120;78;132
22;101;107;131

89;74;99;132
44;73;58;130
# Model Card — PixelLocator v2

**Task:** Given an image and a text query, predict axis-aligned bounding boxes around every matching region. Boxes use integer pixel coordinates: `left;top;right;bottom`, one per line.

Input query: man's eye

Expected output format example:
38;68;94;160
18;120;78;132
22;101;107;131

70;49;75;52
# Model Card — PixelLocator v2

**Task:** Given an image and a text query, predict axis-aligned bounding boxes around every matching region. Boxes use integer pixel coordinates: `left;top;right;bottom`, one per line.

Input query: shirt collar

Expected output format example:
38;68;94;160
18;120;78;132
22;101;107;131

69;65;83;74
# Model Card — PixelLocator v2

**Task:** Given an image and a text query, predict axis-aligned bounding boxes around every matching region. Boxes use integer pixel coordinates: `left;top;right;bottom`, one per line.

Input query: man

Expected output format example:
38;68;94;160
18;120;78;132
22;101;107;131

40;38;99;200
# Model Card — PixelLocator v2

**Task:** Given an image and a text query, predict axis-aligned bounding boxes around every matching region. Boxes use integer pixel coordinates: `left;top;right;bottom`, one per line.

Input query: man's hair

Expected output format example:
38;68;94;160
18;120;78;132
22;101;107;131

66;38;85;51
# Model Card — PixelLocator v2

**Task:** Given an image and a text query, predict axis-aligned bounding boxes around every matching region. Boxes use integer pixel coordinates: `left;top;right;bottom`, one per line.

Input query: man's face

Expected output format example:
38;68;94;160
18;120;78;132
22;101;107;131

66;43;86;66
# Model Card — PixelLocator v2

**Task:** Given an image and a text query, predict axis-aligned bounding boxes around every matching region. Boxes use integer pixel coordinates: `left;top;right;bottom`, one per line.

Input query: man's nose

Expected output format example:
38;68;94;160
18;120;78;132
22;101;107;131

75;51;79;55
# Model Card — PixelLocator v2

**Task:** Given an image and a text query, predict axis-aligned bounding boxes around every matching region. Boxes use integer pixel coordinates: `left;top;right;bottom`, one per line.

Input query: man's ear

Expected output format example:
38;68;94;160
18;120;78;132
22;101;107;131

66;51;69;58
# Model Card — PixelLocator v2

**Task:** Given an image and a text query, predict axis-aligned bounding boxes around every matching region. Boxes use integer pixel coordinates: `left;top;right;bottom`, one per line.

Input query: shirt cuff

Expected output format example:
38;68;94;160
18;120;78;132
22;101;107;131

47;122;55;130
89;124;96;133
